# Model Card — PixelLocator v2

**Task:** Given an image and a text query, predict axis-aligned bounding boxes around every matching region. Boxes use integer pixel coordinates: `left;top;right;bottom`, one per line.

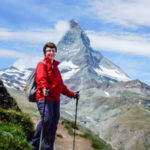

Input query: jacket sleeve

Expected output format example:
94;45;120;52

62;83;75;98
60;73;75;98
35;62;48;90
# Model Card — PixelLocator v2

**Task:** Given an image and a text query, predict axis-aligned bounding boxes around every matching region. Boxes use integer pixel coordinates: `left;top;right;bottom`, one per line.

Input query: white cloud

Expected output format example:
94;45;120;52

0;48;24;58
0;20;69;44
55;20;70;33
87;31;150;57
1;20;150;58
0;48;42;70
12;55;42;70
89;0;150;28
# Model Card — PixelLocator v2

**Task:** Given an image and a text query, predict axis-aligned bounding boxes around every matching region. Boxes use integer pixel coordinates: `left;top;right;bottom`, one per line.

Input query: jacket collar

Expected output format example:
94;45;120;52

44;56;60;67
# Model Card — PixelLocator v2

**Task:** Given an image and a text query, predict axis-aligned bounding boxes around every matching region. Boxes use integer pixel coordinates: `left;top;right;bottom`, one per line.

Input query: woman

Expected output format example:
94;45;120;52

32;42;79;150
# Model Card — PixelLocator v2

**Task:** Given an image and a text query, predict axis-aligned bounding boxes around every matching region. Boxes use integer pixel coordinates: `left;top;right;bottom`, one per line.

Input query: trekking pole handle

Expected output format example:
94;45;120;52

75;91;80;100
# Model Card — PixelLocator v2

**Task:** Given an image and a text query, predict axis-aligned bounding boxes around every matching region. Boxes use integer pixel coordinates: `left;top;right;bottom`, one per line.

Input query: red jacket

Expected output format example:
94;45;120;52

35;56;75;101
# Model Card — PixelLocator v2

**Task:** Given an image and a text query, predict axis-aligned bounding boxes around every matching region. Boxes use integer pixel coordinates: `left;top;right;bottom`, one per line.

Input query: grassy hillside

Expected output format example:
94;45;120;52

0;107;34;149
0;82;34;150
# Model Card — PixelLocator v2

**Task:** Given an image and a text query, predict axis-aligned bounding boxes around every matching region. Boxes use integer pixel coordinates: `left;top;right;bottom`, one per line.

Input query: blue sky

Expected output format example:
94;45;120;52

0;0;150;85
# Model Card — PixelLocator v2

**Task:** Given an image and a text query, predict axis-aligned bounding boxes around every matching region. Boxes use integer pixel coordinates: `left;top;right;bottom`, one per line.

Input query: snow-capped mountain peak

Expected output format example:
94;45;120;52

70;19;82;30
56;20;130;90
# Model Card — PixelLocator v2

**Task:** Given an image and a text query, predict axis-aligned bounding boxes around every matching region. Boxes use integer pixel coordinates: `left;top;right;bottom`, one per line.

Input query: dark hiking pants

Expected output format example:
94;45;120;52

32;100;60;150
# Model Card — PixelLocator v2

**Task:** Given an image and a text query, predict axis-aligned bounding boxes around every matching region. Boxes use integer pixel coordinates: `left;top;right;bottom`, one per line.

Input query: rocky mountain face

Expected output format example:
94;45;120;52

0;79;20;111
0;20;150;150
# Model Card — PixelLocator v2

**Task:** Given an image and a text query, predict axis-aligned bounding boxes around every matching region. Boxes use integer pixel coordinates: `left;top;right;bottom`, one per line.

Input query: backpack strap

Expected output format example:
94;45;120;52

41;60;46;65
40;60;47;71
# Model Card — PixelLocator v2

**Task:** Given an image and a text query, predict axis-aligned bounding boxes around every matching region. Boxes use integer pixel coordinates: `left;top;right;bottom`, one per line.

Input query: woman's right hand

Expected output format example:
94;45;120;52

43;88;49;96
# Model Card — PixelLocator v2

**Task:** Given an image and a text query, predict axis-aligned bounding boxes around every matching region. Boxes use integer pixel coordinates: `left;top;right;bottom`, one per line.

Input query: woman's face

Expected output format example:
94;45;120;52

45;47;56;61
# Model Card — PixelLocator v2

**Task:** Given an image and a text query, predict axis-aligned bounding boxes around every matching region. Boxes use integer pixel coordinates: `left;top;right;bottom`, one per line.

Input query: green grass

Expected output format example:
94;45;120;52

0;108;34;140
0;108;34;150
0;121;32;150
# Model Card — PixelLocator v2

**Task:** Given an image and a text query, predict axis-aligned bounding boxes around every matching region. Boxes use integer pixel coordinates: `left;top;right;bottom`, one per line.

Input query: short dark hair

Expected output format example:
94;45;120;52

43;42;57;55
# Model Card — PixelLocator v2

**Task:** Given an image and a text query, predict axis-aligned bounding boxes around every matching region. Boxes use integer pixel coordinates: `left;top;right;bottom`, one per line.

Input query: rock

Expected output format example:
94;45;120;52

56;133;63;138
0;79;20;111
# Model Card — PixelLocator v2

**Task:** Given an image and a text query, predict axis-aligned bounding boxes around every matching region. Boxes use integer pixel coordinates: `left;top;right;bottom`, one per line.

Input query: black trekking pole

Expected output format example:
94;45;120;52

39;96;47;150
73;91;80;150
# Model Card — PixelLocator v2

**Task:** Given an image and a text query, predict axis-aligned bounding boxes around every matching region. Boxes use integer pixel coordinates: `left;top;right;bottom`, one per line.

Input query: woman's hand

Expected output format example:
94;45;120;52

74;91;80;99
43;88;49;97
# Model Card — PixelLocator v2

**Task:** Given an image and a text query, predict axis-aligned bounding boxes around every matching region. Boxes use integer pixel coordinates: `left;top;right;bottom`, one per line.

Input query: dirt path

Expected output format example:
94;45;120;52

32;117;94;150
55;123;93;150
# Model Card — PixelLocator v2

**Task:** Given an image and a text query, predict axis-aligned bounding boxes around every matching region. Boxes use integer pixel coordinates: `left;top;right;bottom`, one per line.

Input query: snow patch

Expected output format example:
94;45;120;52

94;66;130;81
59;61;79;70
59;61;80;80
62;69;79;80
104;91;110;97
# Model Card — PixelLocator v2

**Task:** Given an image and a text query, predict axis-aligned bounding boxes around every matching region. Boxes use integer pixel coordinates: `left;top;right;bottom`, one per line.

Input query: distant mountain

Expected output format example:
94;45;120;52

0;19;150;150
0;66;33;90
